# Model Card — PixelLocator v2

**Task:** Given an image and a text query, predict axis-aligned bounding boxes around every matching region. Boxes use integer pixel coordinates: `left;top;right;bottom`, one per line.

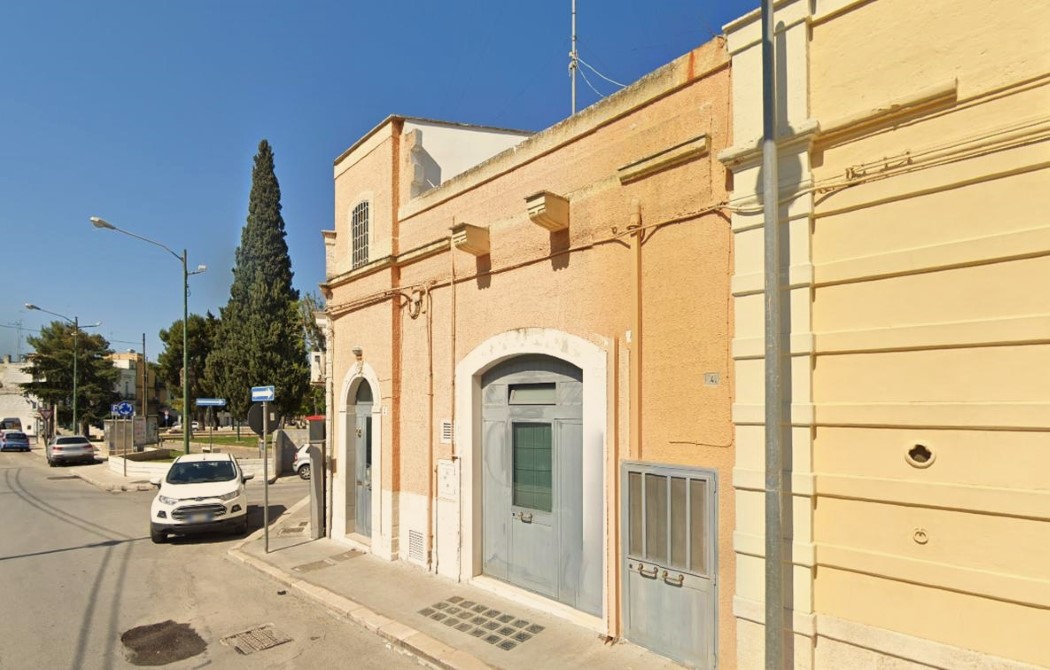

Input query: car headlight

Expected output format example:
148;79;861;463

158;494;179;505
217;490;240;502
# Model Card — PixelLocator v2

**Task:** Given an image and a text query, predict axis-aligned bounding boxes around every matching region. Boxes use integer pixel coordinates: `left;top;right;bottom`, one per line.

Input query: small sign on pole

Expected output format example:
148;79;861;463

195;398;227;408
251;384;276;554
251;386;275;403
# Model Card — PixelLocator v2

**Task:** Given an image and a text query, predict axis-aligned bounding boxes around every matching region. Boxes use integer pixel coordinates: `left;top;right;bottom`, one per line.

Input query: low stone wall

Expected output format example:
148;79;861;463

107;454;275;481
122;448;178;462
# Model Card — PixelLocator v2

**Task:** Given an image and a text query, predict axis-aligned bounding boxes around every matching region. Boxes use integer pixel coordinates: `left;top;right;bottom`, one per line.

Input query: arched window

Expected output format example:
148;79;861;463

351;201;369;269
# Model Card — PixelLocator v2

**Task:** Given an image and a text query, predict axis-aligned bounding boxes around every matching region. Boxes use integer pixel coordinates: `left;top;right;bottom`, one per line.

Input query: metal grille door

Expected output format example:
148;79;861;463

622;462;717;668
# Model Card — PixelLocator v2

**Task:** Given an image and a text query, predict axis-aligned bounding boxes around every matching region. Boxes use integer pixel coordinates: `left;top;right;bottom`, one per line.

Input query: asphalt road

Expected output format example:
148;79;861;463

0;448;422;670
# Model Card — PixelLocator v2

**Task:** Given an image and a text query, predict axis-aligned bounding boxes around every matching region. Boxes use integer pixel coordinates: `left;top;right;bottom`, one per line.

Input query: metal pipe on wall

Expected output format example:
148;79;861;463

761;0;786;667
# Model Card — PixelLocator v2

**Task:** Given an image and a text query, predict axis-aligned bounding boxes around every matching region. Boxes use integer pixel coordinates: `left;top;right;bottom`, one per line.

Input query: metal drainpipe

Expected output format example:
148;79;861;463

628;200;642;460
761;0;786;667
325;317;335;539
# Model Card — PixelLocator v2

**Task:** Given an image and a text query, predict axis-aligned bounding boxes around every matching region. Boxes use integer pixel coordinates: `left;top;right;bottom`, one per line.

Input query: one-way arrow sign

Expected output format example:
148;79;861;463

251;386;275;403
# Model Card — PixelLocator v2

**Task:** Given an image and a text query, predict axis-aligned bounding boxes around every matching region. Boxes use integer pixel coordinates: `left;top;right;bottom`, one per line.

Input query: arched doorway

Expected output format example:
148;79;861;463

346;380;373;538
480;354;600;615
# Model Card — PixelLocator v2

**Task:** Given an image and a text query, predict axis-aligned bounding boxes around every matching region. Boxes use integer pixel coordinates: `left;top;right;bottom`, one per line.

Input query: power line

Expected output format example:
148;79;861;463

578;56;627;88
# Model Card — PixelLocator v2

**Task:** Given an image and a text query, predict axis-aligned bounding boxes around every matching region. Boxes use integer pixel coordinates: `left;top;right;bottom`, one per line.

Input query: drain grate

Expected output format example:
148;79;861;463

329;549;363;562
291;559;332;573
418;597;544;651
221;624;291;655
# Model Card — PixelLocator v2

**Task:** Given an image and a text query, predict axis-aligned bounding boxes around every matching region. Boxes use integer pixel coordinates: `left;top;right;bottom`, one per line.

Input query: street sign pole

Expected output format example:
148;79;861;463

263;400;269;554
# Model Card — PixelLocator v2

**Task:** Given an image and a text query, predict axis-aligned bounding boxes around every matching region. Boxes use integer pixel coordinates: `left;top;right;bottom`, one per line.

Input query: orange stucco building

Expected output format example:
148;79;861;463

321;39;735;667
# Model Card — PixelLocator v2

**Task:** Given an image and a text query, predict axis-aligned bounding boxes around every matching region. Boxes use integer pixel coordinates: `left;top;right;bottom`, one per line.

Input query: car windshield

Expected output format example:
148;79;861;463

167;460;237;484
5;432;27;441
56;436;88;445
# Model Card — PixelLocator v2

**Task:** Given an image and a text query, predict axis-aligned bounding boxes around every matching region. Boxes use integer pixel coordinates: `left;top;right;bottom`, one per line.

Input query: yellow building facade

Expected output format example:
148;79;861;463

721;0;1050;667
322;41;736;667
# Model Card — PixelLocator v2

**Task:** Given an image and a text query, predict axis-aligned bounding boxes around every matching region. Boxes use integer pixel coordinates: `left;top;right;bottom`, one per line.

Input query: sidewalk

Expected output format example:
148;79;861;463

228;501;681;670
42;444;680;669
65;460;157;492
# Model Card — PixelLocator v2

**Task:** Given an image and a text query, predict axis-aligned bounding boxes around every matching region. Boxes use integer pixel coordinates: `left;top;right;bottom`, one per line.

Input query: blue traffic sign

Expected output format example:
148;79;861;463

195;398;227;407
251;386;275;402
115;401;134;417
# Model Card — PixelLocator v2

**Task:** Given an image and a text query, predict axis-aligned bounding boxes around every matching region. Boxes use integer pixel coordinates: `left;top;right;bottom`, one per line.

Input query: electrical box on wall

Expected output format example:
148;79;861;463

310;351;325;385
438;459;458;501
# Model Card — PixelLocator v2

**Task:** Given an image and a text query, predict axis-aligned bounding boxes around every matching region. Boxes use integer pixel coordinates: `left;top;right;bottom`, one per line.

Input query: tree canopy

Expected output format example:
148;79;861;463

158;312;219;419
206;139;309;420
21;321;119;433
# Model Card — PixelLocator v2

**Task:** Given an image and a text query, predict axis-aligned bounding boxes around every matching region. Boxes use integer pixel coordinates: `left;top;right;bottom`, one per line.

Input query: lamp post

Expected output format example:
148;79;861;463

24;304;100;434
90;216;206;455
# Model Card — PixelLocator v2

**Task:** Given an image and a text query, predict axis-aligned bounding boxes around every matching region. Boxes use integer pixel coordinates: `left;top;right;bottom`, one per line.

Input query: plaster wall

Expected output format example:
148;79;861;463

0;361;40;436
723;0;1050;667
401;119;530;186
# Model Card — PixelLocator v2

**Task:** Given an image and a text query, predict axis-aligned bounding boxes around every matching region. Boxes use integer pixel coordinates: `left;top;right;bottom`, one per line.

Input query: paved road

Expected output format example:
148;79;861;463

0;449;421;670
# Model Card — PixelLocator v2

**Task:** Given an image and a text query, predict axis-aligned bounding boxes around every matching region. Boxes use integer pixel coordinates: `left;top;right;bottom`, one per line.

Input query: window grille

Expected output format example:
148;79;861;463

351;201;369;269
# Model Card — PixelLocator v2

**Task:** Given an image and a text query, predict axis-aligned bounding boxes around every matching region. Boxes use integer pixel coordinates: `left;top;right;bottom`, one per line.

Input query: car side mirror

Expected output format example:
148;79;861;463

149;476;162;487
242;472;255;482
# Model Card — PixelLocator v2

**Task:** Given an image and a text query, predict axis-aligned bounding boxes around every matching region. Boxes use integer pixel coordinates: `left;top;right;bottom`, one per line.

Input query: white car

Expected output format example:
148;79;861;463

293;444;312;480
149;453;254;543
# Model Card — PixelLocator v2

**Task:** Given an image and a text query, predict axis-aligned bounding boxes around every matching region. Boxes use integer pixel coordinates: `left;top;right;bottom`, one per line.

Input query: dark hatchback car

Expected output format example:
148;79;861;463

0;431;31;452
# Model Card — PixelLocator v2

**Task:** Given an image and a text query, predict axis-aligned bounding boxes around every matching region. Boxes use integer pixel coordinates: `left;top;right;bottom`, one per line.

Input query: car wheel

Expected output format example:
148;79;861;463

235;517;249;536
150;527;167;544
48;458;55;467
298;464;311;480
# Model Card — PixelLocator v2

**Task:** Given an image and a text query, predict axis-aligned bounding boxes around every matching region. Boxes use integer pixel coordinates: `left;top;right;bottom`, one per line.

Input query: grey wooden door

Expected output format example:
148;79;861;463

481;355;597;614
622;464;717;668
354;383;373;537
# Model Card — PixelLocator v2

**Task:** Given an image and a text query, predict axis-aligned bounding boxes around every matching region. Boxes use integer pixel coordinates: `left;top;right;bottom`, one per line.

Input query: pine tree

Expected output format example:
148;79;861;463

206;140;308;421
21;322;120;434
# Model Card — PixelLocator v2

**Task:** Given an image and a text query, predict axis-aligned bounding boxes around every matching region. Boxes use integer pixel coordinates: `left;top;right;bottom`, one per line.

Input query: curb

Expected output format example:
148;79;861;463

225;503;491;670
67;466;154;492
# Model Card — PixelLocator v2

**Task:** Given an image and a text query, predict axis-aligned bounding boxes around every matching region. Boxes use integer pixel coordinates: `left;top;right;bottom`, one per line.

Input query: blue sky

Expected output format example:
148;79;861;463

1;0;756;361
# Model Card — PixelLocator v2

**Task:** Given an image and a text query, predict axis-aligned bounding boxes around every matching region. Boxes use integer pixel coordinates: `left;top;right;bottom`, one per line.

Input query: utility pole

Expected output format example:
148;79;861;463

569;0;578;115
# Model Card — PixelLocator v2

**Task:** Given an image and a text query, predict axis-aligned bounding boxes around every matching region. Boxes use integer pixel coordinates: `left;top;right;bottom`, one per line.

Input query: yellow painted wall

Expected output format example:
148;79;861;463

724;0;1050;667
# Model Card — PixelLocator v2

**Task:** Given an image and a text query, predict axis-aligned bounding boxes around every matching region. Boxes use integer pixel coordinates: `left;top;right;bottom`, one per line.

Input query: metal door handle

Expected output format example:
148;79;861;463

663;571;684;586
637;564;658;579
519;512;533;523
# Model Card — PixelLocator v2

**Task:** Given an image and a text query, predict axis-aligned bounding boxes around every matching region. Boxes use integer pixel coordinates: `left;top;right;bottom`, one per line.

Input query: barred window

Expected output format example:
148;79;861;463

351;201;369;268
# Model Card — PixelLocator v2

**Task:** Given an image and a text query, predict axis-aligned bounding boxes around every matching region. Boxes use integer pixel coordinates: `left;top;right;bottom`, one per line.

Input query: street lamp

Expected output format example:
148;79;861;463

24;304;100;434
90;216;206;455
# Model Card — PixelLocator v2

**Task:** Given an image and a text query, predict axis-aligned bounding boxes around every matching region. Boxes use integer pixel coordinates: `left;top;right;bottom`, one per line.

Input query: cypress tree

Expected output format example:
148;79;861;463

207;140;308;421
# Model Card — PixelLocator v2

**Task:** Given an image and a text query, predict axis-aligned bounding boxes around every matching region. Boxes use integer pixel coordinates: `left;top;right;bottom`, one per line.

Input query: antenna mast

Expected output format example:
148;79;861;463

570;0;578;115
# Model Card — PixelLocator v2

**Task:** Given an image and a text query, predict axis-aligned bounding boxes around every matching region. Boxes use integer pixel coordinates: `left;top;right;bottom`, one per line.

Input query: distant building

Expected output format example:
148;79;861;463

0;354;42;436
107;350;170;421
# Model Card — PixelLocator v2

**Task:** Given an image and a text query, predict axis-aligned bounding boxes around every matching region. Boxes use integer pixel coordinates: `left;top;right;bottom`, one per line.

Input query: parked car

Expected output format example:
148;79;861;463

46;435;95;466
0;430;31;452
149;453;254;543
293;444;311;480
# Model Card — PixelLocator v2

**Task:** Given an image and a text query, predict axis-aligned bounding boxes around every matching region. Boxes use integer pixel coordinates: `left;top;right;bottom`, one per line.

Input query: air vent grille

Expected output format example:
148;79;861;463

408;529;426;565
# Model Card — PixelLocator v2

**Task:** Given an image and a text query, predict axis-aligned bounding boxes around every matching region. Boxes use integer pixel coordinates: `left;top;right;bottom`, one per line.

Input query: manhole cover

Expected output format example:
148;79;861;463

121;620;206;666
221;624;292;655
